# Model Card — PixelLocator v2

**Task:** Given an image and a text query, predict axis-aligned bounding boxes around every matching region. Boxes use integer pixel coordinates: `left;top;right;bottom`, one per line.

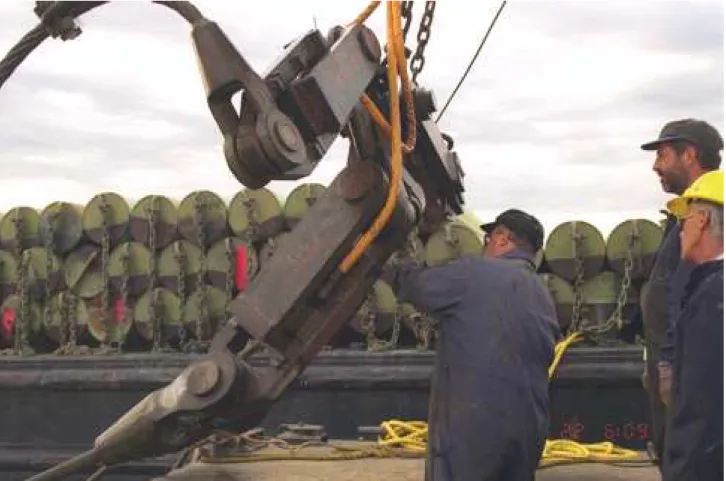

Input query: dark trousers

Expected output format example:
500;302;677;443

645;341;667;469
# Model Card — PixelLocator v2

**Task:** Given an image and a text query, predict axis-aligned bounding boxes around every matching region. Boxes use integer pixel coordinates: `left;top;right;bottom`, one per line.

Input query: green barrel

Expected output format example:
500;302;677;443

107;242;152;297
82;193;130;247
133;287;183;345
283;183;327;230
21;247;62;301
349;280;398;336
84;294;133;345
0;207;43;252
63;244;104;299
0;250;18;299
205;237;260;293
580;271;639;334
157;240;203;296
258;232;291;271
544;221;606;282
229;188;285;243
182;285;228;341
539;273;575;331
0;294;43;346
40;202;84;255
606;219;663;281
42;292;89;345
424;219;483;267
129;195;178;250
178;190;229;248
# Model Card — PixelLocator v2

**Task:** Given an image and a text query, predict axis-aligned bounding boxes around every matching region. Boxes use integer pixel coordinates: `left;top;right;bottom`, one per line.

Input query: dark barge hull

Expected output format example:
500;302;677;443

0;346;649;480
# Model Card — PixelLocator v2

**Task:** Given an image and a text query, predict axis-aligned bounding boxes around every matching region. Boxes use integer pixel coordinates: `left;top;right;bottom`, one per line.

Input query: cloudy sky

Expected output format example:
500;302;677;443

0;0;723;238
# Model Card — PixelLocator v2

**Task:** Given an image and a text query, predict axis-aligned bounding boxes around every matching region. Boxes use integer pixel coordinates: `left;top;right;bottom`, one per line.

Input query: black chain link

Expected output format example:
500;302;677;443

401;2;414;40
192;194;209;349
174;241;188;346
146;197;162;351
410;1;436;84
99;196;112;352
569;222;585;334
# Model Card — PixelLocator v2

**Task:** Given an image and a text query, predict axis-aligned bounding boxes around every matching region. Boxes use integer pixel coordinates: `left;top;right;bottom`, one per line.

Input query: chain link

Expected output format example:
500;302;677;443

242;194;258;243
410;1;436;84
193;194;209;347
224;238;235;303
12;211;32;355
42;212;56;342
99;196;112;352
401;2;414;40
116;243;131;353
146;196;162;351
174;241;188;347
569;222;585;334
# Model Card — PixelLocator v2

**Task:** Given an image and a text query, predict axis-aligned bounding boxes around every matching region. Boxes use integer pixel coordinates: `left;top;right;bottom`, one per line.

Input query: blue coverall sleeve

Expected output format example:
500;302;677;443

393;259;468;314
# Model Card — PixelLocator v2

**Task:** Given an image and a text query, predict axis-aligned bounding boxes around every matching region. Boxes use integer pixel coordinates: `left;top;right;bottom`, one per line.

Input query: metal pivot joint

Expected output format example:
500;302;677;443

192;21;381;189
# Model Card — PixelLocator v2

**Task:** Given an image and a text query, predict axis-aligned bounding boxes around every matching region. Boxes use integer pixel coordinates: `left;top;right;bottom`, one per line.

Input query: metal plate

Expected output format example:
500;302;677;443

133;287;183;343
0;207;42;252
205;237;260;292
606;219;663;280
177;191;229;248
129;195;179;251
82;193;130;247
424;220;483;267
62;244;104;299
545;221;606;282
157;240;203;295
283;183;327;230
228;188;285;243
40;202;84;255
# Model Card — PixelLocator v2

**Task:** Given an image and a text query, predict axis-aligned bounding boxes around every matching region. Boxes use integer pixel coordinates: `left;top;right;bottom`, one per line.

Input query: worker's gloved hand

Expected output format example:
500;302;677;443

658;362;672;408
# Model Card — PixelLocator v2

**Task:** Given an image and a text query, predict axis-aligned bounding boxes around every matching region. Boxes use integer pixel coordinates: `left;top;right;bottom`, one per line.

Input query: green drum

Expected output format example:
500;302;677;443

0;207;43;252
545;221;606;282
349;280;398;336
43;292;89;346
133;287;183;345
107;242;152;297
0;294;43;347
229;188;285;244
258;232;291;271
539;273;575;331
20;247;63;301
178;190;229;248
129;195;178;250
580;271;639;334
424;219;483;267
157;240;203;298
205;237;259;293
182;286;228;341
63;244;104;299
84;294;133;345
0;250;18;299
82;193;129;247
283;183;327;230
606;219;663;281
40;202;84;255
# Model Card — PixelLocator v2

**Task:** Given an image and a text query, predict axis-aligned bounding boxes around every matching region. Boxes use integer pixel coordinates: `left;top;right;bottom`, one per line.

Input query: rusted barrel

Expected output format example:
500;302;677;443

349;280;398;337
42;292;90;346
178;190;229;248
20;247;63;301
84;294;133;346
63;244;104;299
400;302;437;349
182;286;228;341
606;219;663;281
0;294;43;347
283;183;327;230
157;240;203;297
258;232;291;271
107;242;152;297
539;273;575;331
544;221;606;282
0;250;18;300
133;287;183;346
0;207;43;252
228;188;285;244
82;193;129;247
205;237;259;294
424;219;483;267
129;195;178;251
580;271;639;335
40;202;84;255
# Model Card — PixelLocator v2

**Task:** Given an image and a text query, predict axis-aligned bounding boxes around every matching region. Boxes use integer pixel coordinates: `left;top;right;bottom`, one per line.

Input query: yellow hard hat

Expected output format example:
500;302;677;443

667;169;724;218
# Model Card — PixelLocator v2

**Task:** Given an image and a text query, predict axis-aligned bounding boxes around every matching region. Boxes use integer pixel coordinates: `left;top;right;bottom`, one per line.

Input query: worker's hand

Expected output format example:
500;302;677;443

658;362;672;408
641;367;650;390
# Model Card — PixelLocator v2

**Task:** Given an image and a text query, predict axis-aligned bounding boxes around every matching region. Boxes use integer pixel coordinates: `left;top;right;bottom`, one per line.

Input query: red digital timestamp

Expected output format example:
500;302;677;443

558;419;649;442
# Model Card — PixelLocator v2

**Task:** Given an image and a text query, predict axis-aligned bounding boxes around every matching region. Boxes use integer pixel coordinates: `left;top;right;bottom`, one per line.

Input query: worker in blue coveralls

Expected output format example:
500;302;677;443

392;209;560;481
660;170;724;481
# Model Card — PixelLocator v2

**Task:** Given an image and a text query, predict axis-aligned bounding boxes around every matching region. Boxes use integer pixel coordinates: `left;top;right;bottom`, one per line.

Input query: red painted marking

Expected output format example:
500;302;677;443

1;308;16;339
115;299;126;323
235;245;249;291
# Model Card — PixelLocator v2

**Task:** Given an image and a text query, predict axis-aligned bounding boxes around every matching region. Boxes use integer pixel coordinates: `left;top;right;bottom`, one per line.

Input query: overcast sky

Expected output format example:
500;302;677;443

0;0;723;238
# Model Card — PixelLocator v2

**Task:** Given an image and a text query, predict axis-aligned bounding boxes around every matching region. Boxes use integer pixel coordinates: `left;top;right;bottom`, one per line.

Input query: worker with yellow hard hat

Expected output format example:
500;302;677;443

659;169;723;481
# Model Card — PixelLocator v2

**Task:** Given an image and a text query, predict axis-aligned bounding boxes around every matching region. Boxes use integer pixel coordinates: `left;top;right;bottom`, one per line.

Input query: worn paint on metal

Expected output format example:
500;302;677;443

539;273;575;330
129;195;179;250
545;221;606;282
424;219;483;267
228;188;285;243
43;292;89;345
82;193;130;247
283;183;327;230
157;240;203;294
107;241;152;296
205;237;260;292
182;286;228;340
133;287;183;344
21;247;63;301
177;190;229;248
605;219;663;280
62;244;104;299
40;201;84;255
0;207;43;252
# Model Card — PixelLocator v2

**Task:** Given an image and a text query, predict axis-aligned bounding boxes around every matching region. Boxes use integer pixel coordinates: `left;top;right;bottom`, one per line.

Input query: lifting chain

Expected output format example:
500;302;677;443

191;194;209;351
99;195;112;353
409;1;436;85
224;237;235;303
145;196;163;351
242;194;259;243
115;243;131;353
42;212;56;341
569;222;585;334
407;307;437;350
401;2;414;40
174;241;188;347
11;212;32;355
